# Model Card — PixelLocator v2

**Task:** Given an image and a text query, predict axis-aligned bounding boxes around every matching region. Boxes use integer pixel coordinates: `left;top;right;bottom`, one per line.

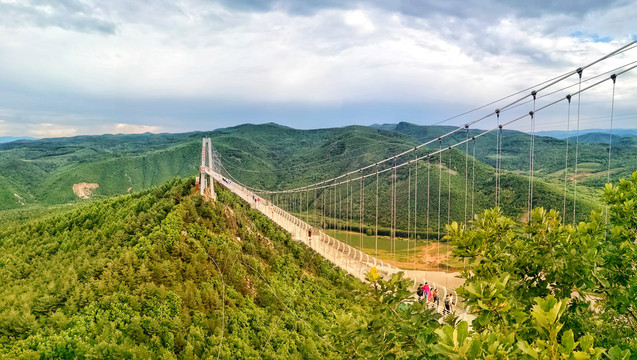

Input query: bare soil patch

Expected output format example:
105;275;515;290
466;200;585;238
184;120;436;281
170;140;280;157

73;183;99;199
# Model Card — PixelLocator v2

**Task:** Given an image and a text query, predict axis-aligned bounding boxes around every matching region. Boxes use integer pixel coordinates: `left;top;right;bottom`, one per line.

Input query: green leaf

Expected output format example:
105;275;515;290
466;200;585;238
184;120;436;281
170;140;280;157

608;346;631;360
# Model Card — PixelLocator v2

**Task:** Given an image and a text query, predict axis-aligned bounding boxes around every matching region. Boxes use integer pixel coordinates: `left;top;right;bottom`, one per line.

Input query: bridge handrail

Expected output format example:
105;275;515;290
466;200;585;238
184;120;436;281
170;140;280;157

207;169;472;320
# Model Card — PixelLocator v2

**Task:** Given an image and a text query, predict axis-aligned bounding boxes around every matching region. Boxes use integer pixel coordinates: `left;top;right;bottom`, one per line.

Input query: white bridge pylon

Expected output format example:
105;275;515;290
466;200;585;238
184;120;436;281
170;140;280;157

203;162;474;322
199;137;216;200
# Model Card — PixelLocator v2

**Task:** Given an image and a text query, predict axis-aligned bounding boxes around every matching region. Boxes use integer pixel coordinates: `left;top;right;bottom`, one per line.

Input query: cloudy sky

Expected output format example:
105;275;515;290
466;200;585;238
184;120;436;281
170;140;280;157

0;0;636;138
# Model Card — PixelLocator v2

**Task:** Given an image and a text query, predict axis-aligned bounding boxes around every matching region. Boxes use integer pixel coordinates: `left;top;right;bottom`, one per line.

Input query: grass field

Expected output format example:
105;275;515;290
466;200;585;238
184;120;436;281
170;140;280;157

323;228;467;271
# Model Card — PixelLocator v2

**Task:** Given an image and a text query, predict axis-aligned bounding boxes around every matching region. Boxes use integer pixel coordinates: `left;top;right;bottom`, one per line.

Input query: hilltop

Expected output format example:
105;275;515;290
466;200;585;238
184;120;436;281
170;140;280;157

0;178;375;358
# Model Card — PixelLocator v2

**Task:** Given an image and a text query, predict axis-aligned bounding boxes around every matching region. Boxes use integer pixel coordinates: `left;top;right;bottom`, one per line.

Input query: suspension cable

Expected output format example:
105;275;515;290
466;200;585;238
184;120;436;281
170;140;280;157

573;69;583;225
563;95;572;223
393;158;397;260
375;164;379;258
464;127;469;223
408;165;412;260
426;154;431;274
437;139;442;272
219;42;637;195
414;148;418;265
496;110;501;207
472;137;476;217
448;148;452;226
606;74;617;224
528;92;537;221
360;170;364;249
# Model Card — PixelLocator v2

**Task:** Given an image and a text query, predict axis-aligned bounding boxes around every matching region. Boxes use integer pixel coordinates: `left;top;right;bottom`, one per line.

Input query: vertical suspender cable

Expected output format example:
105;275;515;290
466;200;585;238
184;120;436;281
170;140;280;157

375;164;379;258
563;95;572;222
360;170;364;249
496;111;501;207
393;158;397;260
314;188;317;227
426;154;431;274
414;148;418;265
464;127;469;224
337;186;343;231
408;166;411;260
472;137;476;217
333;183;337;231
606;74;617;224
351;178;354;246
573;68;583;225
530;91;537;221
498;125;502;207
306;189;309;225
346;179;350;245
322;187;325;229
437;139;442;271
447;147;452;226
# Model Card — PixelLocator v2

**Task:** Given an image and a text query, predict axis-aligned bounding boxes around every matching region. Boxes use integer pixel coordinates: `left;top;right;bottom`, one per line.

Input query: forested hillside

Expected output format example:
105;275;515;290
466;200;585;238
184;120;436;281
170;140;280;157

378;122;637;189
0;178;378;358
0;123;615;226
1;170;636;358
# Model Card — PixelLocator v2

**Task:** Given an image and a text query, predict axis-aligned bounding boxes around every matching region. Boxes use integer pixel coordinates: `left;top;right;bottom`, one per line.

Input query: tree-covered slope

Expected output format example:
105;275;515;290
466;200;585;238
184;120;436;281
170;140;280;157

0;123;604;225
0;178;374;358
380;122;637;189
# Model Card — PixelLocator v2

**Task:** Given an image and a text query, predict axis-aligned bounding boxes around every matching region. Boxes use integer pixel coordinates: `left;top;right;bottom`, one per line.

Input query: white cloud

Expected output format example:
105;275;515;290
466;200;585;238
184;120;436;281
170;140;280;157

0;0;635;136
109;123;163;134
28;123;78;138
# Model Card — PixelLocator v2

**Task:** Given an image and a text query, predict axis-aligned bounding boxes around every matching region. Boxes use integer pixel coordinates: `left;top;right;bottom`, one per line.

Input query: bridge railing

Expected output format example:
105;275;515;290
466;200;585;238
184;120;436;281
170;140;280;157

207;169;473;321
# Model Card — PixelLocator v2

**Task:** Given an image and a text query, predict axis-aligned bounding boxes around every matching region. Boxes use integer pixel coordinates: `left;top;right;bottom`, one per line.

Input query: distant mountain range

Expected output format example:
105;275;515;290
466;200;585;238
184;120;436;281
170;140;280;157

532;128;637;139
0;136;37;143
1;122;616;226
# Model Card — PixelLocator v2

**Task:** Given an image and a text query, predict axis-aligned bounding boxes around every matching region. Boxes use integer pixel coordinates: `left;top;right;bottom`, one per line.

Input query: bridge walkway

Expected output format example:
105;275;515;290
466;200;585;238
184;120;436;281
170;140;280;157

208;170;475;322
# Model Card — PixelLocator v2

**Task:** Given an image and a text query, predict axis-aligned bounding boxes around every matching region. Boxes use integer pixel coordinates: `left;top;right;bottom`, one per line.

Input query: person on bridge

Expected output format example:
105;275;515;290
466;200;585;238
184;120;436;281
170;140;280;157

432;288;439;308
444;294;454;315
423;282;430;303
308;229;312;239
416;284;424;301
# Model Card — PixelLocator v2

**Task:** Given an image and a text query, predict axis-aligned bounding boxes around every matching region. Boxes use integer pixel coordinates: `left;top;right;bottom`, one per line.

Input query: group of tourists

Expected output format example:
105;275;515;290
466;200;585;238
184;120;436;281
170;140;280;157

416;283;454;314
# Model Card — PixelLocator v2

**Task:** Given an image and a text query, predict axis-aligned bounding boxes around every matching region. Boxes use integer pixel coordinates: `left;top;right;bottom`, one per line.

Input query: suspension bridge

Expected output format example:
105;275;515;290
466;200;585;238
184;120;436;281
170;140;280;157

197;42;637;321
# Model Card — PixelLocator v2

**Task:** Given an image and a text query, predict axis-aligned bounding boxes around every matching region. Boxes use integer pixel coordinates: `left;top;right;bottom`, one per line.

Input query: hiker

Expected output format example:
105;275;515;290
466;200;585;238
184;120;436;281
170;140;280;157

423;282;430;303
444;294;453;315
416;284;424;301
432;288;439;308
308;229;312;239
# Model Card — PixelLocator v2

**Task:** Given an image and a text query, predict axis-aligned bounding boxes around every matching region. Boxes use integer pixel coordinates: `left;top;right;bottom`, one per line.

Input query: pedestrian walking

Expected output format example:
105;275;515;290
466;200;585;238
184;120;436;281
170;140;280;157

432;288;439;308
423;282;430;303
444;294;452;315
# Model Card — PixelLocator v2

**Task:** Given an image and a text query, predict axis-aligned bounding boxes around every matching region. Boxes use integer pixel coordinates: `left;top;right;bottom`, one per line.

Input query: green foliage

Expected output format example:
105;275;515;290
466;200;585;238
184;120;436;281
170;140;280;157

0;178;382;358
331;268;442;359
438;171;637;358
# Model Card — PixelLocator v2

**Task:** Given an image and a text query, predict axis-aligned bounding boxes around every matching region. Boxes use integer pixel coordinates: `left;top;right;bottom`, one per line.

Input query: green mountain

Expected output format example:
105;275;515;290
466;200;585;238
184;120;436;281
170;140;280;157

0;123;607;227
0;178;377;358
376;122;637;189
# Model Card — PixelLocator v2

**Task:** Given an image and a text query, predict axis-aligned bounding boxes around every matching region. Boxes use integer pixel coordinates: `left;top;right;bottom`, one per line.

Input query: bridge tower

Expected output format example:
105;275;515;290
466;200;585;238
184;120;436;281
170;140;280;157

199;137;216;200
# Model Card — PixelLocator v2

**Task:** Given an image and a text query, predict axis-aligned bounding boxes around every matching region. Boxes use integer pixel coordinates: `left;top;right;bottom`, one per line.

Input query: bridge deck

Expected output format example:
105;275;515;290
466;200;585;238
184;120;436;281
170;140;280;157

208;170;474;322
